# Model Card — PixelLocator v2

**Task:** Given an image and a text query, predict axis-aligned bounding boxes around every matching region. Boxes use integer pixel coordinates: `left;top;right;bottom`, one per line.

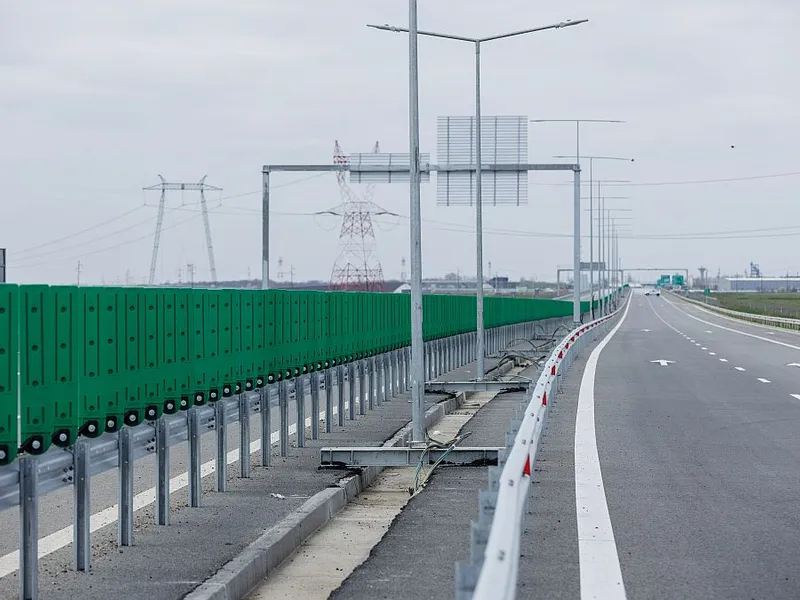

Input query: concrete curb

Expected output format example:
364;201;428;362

185;391;470;600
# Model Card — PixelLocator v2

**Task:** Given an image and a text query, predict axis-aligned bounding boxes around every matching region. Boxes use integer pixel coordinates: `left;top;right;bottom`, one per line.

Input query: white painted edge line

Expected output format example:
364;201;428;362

575;296;630;600
0;402;346;579
735;367;746;372
665;296;800;351
757;378;771;384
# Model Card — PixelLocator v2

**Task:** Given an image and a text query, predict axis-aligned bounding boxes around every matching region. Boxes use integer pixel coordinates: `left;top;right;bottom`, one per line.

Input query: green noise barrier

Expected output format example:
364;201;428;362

0;284;594;465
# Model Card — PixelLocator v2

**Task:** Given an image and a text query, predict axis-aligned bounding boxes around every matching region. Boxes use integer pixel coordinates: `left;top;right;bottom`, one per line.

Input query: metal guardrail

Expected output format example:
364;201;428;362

673;292;800;331
455;300;625;600
0;315;578;600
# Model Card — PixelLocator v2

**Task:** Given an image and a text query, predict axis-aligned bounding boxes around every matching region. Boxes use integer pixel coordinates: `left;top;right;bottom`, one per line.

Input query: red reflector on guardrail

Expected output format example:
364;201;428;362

523;455;532;477
551;364;556;376
542;391;547;406
558;350;563;359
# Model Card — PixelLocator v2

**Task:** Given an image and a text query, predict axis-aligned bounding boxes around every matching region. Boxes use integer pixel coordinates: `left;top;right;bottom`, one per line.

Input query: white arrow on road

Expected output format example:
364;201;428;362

787;363;800;368
650;360;676;367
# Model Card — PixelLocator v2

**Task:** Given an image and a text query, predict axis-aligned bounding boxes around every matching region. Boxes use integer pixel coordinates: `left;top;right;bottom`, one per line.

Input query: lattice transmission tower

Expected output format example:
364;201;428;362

143;175;221;286
328;141;387;291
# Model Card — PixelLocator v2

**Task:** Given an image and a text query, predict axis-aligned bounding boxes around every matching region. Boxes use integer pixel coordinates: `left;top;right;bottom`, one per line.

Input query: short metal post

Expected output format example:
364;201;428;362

337;365;345;426
364;358;375;410
260;386;272;467
376;356;384;406
427;343;433;380
311;373;320;439
279;380;289;457
156;417;170;525
325;369;334;433
19;456;38;600
118;427;134;547
188;408;201;505
384;354;391;398
73;440;90;572
389;352;397;397
346;364;356;419
359;361;367;415
296;377;306;449
406;347;412;391
216;399;228;491
239;394;251;478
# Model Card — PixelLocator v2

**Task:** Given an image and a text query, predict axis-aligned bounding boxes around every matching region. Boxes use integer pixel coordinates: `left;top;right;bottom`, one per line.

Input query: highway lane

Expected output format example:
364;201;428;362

591;291;800;599
668;294;800;349
654;295;800;404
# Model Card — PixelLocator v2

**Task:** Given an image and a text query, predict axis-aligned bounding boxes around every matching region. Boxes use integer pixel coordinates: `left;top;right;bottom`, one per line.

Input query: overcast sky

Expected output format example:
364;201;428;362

2;0;799;286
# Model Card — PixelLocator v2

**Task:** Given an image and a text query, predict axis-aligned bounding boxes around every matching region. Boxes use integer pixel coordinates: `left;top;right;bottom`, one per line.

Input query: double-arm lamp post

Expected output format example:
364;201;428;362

368;17;588;381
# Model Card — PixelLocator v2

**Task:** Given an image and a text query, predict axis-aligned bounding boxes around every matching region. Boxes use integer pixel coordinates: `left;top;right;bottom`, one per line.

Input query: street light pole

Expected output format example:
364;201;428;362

554;155;633;319
474;40;486;378
368;17;588;379
407;0;425;443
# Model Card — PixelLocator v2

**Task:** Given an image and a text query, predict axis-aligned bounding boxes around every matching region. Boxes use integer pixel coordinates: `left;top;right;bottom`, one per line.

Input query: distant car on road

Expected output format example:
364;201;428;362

644;288;661;297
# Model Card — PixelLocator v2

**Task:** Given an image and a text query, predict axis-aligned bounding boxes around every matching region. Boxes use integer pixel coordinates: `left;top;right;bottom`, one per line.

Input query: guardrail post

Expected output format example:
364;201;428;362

260;387;272;467
216;399;229;490
188;407;202;505
455;561;479;600
358;361;367;415
296;377;306;448
73;440;91;572
348;363;357;420
391;352;397;398
375;357;383;406
337;366;345;426
311;373;320;440
365;360;373;411
470;520;490;564
19;456;38;600
118;427;134;547
239;394;251;478
279;380;289;457
382;354;390;401
155;416;170;525
406;346;412;391
325;369;334;433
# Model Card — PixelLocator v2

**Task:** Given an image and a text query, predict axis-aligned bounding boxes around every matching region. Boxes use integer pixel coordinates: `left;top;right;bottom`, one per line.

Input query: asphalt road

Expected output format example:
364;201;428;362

530;290;800;599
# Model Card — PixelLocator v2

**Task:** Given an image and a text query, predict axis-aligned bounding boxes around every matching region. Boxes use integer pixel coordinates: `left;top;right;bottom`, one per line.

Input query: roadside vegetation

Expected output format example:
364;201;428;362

714;293;800;319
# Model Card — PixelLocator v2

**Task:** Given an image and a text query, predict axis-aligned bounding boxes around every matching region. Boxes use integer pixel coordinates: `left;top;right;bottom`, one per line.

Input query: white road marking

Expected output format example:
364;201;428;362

664;297;800;351
575;296;629;600
719;358;728;362
641;329;651;332
735;367;746;372
768;332;776;336
791;394;800;401
0;403;344;579
701;347;708;350
650;359;675;367
757;378;771;384
709;352;716;356
705;330;713;334
787;363;800;368
695;343;701;347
